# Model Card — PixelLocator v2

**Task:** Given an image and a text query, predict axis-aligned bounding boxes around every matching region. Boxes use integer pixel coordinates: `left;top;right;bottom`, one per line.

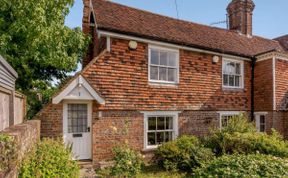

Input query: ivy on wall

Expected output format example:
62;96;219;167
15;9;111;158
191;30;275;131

0;134;17;172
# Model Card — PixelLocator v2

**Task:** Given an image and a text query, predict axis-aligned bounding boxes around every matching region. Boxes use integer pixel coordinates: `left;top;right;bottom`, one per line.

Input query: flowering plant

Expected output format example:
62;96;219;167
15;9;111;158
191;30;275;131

109;119;144;177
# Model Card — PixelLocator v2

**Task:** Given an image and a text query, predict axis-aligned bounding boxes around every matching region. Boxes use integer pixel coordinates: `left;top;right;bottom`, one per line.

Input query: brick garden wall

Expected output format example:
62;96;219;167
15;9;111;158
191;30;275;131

0;120;41;178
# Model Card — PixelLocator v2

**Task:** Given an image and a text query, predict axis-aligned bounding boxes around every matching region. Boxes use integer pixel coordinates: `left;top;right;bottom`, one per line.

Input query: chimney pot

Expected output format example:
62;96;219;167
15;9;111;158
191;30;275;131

227;0;255;36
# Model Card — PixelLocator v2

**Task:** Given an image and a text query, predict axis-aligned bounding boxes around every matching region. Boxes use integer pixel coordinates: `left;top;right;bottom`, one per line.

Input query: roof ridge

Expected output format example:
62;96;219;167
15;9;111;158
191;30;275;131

274;34;288;40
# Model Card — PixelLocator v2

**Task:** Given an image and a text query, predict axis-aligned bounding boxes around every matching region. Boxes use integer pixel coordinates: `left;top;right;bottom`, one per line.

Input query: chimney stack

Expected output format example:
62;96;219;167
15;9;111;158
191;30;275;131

227;0;255;37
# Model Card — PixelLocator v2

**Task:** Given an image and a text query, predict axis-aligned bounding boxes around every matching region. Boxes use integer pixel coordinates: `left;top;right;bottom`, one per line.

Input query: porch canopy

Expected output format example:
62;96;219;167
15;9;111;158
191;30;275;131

52;75;105;104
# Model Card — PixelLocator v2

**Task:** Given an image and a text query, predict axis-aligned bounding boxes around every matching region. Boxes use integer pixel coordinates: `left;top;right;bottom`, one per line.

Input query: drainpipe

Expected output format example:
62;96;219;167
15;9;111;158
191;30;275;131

251;57;256;121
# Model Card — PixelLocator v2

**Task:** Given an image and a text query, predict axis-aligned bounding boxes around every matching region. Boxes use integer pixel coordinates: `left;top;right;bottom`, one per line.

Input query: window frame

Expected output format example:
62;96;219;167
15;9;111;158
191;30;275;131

148;45;180;85
222;58;244;89
142;111;180;150
218;111;242;129
255;112;267;132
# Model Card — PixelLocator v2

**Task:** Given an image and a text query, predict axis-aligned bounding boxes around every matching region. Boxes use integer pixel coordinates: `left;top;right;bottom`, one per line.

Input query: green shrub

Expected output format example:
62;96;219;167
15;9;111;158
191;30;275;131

155;136;214;172
19;138;79;178
193;154;288;178
219;114;256;134
0;134;17;171
205;127;288;157
111;145;144;178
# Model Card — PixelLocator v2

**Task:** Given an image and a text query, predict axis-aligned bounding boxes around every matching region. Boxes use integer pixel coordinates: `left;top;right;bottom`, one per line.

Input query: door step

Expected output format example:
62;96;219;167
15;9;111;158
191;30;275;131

78;160;93;169
79;160;97;178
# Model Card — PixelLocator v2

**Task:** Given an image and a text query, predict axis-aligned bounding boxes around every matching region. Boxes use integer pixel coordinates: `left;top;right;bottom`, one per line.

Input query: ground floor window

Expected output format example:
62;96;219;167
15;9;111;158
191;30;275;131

218;111;241;129
142;111;179;149
255;113;266;132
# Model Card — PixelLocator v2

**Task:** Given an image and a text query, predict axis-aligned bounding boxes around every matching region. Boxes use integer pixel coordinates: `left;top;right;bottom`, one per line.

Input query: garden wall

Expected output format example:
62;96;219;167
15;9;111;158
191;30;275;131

0;120;40;178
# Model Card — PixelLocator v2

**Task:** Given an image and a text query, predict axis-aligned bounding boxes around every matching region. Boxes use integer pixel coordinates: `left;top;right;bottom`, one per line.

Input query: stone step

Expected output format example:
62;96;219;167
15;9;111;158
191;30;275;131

78;160;93;169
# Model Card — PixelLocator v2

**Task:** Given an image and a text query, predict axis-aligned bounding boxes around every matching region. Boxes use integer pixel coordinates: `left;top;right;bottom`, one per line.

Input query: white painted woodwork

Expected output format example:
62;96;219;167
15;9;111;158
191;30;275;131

63;101;92;160
52;75;105;105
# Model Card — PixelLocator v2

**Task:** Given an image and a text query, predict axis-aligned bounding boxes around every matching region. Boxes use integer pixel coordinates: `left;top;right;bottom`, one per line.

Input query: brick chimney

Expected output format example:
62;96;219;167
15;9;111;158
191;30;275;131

227;0;255;36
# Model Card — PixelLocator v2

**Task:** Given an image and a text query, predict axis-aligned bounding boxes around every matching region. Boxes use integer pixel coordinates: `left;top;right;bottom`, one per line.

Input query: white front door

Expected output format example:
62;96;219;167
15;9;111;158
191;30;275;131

63;101;92;160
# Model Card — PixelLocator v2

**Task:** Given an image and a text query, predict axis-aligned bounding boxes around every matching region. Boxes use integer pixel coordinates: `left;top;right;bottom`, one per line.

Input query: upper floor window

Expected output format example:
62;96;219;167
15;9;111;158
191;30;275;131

222;59;244;89
149;46;179;84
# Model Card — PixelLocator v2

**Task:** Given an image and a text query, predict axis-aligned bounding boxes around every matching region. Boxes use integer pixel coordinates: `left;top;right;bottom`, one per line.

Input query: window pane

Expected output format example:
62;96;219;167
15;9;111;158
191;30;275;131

148;117;156;130
157;117;165;130
235;76;240;87
160;51;168;66
168;53;177;67
156;132;165;145
165;132;173;142
148;132;156;146
166;117;173;130
222;115;237;128
159;67;167;81
151;50;159;65
236;63;241;74
150;66;158;80
223;61;228;74
68;104;88;133
227;62;235;74
260;116;265;124
223;74;228;86
222;117;228;127
229;75;234;86
168;68;177;82
260;125;265;132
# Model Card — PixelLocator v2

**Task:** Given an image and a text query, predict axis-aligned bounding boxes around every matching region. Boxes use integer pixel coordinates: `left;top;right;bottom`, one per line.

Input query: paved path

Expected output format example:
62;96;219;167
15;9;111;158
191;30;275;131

79;161;98;178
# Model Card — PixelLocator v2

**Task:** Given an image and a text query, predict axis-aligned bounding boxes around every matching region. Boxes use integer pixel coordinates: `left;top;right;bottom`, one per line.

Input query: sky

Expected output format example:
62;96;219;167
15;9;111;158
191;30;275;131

65;0;287;39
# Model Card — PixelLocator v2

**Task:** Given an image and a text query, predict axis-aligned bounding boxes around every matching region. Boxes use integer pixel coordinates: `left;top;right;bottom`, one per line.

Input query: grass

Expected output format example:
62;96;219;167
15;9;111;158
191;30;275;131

96;165;187;178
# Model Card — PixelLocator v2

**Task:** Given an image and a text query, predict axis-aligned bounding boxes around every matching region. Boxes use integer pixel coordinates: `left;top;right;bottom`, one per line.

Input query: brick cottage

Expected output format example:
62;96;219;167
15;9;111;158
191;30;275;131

35;0;288;166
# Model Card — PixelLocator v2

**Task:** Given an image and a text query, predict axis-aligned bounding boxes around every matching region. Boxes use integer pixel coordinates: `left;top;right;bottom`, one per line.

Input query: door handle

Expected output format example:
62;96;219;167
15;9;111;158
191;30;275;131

87;127;90;132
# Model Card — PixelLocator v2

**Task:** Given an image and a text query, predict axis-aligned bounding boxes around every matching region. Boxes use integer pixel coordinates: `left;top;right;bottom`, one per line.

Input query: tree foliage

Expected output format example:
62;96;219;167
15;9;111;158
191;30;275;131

0;0;88;90
0;0;89;118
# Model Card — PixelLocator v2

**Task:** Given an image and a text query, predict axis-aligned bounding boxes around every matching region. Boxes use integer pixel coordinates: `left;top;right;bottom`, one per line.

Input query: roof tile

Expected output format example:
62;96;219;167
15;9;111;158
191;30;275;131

92;0;284;57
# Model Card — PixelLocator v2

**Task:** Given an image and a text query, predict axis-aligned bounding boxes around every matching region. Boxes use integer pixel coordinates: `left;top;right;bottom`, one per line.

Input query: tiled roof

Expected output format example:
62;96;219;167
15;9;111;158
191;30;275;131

275;35;288;51
92;0;284;57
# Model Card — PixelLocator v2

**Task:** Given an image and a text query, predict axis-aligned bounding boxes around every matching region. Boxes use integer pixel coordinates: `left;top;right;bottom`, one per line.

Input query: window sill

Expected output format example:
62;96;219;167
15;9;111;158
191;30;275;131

142;147;157;153
222;87;245;91
149;81;179;87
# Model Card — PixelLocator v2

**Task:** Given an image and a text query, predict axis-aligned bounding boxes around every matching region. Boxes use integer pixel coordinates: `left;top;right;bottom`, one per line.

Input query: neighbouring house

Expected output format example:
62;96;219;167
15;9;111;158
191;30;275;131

0;55;26;131
35;0;288;166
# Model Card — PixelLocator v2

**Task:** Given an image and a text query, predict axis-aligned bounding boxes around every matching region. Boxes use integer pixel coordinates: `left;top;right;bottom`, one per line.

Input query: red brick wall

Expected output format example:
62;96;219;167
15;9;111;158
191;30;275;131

92;110;144;164
83;38;251;111
264;111;287;138
179;111;219;136
254;59;273;111
276;59;288;111
33;103;63;138
82;0;107;68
